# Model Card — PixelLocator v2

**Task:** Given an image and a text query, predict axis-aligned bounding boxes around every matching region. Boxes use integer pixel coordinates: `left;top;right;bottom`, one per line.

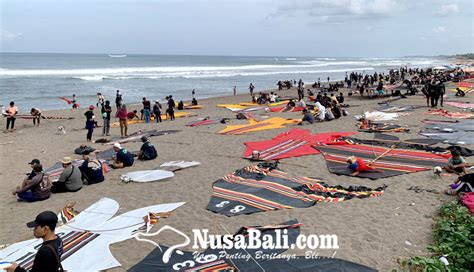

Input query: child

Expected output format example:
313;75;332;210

443;150;470;175
446;173;473;195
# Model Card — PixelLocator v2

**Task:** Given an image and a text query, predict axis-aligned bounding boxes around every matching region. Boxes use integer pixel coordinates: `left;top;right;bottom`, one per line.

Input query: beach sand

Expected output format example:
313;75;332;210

0;84;472;271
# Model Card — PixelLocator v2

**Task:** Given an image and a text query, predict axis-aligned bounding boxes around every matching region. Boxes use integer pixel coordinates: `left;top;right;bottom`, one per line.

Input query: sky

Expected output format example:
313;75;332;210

0;0;473;57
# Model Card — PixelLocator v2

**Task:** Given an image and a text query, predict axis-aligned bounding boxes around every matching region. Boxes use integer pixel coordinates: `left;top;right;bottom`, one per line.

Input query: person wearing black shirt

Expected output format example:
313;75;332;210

5;211;64;272
153;100;162;123
336;93;344;104
142;97;151;123
167;95;175;120
191;98;198;106
101;100;112;136
177;101;184;110
84;106;95;142
138;136;158;160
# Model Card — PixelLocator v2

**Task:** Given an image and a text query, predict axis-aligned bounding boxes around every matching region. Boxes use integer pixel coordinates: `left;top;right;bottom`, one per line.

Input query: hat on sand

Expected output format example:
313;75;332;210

61;157;72;164
28;159;40;165
26;211;58;229
113;143;122;149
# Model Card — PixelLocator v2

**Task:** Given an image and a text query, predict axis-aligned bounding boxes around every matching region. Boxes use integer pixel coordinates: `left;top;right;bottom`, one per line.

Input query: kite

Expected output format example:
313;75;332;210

219;117;299;135
444;101;474;109
425;109;474;119
130;219;375;272
186;118;218;127
206;163;384;216
0;198;185;272
268;106;306;112
243;129;356;161
315;139;449;179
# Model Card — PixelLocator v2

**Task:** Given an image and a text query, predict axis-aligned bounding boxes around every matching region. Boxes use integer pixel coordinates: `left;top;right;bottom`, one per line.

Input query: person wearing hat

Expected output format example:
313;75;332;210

13;164;51;202
27;159;41;180
4;211;64;272
111;143;134;169
84;105;96;142
138;136;157;161
51;157;82;193
79;151;104;185
153;100;162;123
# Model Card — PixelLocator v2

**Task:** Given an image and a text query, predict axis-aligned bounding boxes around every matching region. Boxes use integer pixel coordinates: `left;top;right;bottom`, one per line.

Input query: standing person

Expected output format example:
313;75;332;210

71;94;78;109
4;211;64;272
101;100;112;136
153;100;162;123
5;101;18;132
51;157;82;193
142;97;151;123
233;86;237;96
115;90;123;108
249;83;255;95
96;92;105;107
167;95;175;120
116;104;128;137
84;106;95;142
30;108;42;126
192;89;195;98
327;76;330;83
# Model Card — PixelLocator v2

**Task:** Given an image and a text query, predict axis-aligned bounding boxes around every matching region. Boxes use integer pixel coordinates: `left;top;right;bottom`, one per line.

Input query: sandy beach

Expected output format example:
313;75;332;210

1;82;473;271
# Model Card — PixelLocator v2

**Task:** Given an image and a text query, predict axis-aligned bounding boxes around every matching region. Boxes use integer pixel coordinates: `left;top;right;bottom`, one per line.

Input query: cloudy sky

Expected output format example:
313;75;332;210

0;0;472;57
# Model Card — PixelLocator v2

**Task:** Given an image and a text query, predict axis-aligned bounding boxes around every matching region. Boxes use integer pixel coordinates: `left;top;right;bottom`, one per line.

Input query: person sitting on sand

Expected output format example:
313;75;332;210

26;159;41;180
51;157;82;193
286;99;296;109
30;108;42;126
443;150;470;175
12;164;51;202
138;136;158;161
191;97;198;106
314;101;326;121
376;81;385;97
337;92;344;104
79;151;104;185
111;143;134;169
299;109;315;125
446;173;474;195
296;98;306;108
331;101;342;119
455;87;466;97
178;100;184;110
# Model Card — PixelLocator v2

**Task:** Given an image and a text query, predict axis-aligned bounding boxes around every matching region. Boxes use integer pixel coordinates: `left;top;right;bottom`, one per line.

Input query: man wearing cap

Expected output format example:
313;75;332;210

111;143;134;169
138;136;157;161
51;157;82;193
84;106;95;142
4;211;64;272
13;164;51;202
27;159;41;180
79;151;104;185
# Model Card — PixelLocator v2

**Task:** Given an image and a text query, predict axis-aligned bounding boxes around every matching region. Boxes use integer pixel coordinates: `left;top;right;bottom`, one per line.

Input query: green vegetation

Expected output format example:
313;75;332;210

401;201;474;271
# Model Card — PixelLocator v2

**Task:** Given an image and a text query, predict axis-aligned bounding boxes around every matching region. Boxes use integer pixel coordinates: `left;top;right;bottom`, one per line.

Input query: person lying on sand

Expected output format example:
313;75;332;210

347;156;378;176
111;143;134;169
51;157;82;193
445;173;474;195
12;164;51;202
443;150;470;175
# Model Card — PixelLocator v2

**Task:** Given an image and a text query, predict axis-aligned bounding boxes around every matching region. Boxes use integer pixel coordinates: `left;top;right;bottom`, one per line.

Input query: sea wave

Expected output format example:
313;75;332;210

65;67;374;80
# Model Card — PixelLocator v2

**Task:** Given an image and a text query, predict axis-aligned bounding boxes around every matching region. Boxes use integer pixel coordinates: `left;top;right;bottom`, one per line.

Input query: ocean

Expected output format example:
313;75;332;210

0;53;450;111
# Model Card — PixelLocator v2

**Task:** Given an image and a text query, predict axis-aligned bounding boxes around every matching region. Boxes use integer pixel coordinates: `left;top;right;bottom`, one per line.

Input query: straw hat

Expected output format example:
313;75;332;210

113;143;122;149
61;157;72;164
